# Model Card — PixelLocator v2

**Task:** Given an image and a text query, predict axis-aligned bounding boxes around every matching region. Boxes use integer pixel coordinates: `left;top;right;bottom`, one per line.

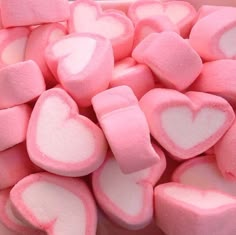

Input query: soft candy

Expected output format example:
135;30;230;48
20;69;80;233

132;32;202;91
139;88;235;159
92;146;166;230
0;104;31;151
69;0;134;60
189;8;236;60
45;33;114;107
92;86;160;173
1;0;70;28
10;172;97;235
0;60;46;109
27;88;107;177
154;182;236;235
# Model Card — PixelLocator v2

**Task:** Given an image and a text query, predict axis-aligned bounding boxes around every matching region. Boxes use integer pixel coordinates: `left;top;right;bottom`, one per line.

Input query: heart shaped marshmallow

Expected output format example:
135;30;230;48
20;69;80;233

155;182;236;235
128;0;196;37
10;172;97;235
139;88;235;159
68;0;134;60
27;87;107;177
45;33;114;107
92;144;166;230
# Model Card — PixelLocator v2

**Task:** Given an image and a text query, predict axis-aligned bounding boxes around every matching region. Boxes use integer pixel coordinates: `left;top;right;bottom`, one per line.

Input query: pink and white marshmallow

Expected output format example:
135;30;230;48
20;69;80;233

132;32;202;91
92;86;160;173
10;172;97;235
139;88;235;159
45;33;114;107
1;0;70;28
27;87;107;177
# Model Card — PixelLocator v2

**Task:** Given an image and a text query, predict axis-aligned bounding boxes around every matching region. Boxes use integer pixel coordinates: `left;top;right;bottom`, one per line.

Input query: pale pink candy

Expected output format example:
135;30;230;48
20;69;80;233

128;0;196;37
45;33;114;107
68;0;134;60
215;119;236;180
190;60;236;108
110;58;155;99
1;0;70;27
172;155;236;197
133;15;179;48
92;86;160;173
154;182;236;235
132;32;202;91
189;8;236;61
0;143;38;190
92;145;166;230
139;88;235;160
0;188;42;235
0;60;46;109
0;104;31;151
0;27;30;68
25;23;67;87
0;220;21;235
27;87;107;177
10;172;97;235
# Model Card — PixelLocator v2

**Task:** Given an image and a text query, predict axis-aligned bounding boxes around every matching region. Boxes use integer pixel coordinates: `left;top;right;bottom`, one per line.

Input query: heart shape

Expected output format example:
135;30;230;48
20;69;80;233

45;33;114;107
128;0;196;36
68;0;134;60
139;88;235;159
92;144;166;230
27;87;107;177
10;172;97;235
155;183;236;235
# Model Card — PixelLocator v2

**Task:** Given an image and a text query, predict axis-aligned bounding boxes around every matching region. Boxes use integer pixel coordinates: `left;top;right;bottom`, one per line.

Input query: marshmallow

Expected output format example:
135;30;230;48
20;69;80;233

10;172;97;235
139;88;235;159
92;146;166;230
27;88;107;177
0;60;46;109
132;32;202;91
45;33;114;107
154;182;236;235
0;27;30;68
189;8;236;60
190;60;236;108
68;0;134;60
0;104;31;151
92;86;160;173
1;0;70;27
111;58;155;99
25;23;67;87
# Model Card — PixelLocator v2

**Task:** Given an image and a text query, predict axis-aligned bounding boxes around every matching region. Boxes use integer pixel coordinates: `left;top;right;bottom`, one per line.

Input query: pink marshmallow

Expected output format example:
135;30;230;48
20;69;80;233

189;8;236;61
139;88;235;159
173;155;236;197
27;87;107;177
132;32;202;91
25;23;67;87
154;182;236;235
215;119;236;181
133;15;179;48
92;86;160;173
190;60;236;108
0;104;31;151
110;58;155;100
1;0;70;28
0;27;30;68
45;33;114;107
128;0;196;37
10;172;97;235
92;145;166;230
68;0;134;60
0;143;38;190
0;60;46;109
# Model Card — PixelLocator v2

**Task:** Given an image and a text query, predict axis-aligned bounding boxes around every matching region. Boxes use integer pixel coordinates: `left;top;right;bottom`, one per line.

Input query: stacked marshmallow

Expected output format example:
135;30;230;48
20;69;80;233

0;0;236;234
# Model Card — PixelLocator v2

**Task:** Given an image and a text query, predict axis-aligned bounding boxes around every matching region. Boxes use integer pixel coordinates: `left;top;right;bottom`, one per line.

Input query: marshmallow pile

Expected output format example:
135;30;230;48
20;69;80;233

1;0;236;234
